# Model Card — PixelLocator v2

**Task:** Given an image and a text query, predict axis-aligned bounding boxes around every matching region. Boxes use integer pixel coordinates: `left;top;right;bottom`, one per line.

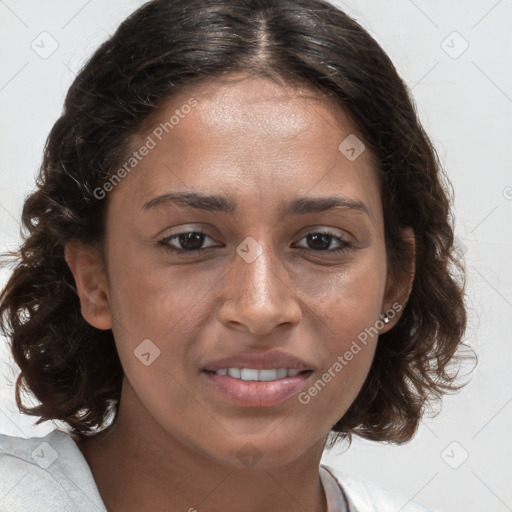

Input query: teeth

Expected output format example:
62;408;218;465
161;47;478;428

277;368;288;379
213;368;304;381
227;368;241;378
241;368;260;381
259;369;279;381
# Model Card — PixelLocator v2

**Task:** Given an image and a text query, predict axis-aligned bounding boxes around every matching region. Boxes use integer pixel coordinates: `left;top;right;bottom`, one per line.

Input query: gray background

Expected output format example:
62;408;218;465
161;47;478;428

1;1;511;511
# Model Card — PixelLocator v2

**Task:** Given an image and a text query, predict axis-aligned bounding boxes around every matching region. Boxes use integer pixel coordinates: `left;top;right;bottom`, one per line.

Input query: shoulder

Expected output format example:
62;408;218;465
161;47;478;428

320;464;438;512
0;429;106;512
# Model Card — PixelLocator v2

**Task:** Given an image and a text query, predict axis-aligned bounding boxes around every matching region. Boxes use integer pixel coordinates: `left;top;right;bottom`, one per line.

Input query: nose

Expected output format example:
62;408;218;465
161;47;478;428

217;238;302;335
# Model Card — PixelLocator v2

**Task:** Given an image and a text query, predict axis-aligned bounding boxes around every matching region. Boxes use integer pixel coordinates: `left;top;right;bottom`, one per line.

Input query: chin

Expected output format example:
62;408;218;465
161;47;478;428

204;436;317;471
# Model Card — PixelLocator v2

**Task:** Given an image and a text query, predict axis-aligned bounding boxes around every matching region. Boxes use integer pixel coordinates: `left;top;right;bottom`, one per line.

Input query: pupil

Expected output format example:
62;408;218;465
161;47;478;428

180;232;204;250
308;233;331;251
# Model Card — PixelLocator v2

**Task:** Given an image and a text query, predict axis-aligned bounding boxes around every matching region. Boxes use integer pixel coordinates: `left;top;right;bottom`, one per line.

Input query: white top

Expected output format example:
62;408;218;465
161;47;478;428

0;429;436;512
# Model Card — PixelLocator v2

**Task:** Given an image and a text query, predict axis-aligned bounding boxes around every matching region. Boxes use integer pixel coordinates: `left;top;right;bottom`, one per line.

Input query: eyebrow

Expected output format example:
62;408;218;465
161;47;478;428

142;191;370;217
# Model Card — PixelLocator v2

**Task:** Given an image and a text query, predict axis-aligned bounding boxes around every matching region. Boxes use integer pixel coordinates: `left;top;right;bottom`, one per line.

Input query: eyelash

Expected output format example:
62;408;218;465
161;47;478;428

157;230;353;256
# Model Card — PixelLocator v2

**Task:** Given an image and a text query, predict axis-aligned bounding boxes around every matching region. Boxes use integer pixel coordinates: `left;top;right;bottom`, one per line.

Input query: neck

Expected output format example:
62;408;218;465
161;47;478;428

76;378;329;512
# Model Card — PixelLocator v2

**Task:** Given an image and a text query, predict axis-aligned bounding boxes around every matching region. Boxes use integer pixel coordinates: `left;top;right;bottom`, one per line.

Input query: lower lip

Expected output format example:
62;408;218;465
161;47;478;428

202;371;313;407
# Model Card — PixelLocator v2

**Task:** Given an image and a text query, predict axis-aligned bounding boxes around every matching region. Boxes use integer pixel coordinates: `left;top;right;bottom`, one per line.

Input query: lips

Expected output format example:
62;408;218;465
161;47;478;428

207;368;306;381
202;370;313;407
201;349;315;407
202;349;314;372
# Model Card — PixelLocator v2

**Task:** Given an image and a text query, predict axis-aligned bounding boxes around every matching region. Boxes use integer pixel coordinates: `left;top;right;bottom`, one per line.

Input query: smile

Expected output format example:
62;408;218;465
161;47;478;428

207;368;307;380
202;369;314;407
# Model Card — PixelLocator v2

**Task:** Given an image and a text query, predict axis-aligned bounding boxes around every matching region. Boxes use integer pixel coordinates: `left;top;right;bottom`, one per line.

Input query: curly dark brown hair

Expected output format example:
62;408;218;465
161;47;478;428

0;0;470;442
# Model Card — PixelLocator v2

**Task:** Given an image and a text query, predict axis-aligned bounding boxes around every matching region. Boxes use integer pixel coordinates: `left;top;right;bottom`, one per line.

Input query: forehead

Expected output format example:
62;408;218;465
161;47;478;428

114;74;380;218
150;74;359;151
183;75;340;136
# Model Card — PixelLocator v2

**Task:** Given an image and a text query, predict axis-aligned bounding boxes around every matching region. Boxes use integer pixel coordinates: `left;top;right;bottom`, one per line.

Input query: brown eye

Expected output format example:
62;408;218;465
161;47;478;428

294;231;352;253
158;231;218;254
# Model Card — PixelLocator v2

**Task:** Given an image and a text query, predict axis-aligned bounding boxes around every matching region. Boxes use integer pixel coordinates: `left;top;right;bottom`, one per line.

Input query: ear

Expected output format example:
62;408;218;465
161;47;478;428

64;241;113;330
379;227;415;334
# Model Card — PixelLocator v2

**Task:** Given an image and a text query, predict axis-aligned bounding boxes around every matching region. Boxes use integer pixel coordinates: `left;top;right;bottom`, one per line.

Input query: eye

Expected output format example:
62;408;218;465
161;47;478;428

158;231;220;254
158;229;353;256
293;230;352;254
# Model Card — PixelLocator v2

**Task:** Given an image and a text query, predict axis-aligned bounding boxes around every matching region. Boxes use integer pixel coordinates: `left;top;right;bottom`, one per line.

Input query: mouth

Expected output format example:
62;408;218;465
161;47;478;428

203;368;313;380
201;368;314;407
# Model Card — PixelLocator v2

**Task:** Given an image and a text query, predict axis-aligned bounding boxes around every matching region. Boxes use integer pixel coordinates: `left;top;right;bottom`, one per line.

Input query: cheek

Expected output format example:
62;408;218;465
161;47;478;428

104;245;225;415
295;299;381;426
293;247;387;327
106;236;219;333
293;252;386;395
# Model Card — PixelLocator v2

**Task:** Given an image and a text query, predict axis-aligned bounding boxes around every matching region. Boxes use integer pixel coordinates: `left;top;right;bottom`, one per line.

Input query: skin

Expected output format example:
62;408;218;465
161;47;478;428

65;73;414;512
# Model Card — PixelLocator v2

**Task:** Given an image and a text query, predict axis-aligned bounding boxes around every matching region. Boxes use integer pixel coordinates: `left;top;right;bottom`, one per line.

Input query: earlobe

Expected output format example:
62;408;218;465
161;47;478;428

64;242;113;330
380;227;416;333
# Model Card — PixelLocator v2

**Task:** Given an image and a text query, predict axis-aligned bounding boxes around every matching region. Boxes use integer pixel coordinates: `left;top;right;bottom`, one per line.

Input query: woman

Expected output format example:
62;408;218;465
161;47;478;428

0;0;468;510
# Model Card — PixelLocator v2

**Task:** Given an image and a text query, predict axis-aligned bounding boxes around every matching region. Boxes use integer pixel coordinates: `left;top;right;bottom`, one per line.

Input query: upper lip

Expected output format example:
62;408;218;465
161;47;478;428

203;349;314;372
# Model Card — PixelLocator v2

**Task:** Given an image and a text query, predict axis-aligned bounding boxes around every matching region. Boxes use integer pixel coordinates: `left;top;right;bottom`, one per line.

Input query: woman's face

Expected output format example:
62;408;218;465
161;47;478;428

78;74;400;468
